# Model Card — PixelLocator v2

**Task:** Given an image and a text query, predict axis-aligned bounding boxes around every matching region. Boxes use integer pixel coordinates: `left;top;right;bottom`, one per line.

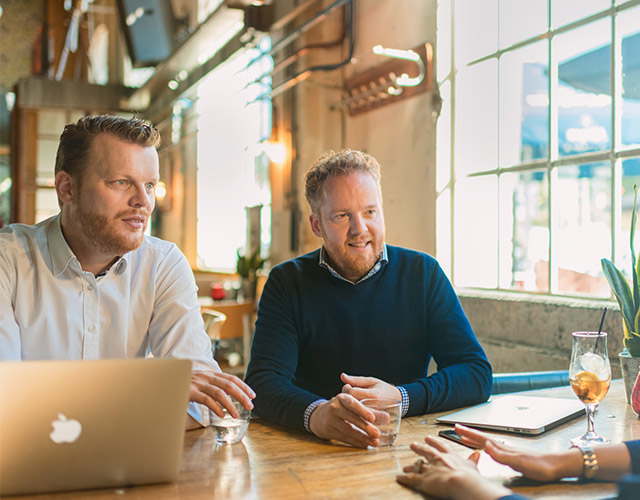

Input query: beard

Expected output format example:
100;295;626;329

77;203;148;256
325;237;384;281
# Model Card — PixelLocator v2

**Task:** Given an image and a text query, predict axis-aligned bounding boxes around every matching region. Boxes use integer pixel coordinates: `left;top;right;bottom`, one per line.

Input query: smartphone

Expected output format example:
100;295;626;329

438;429;479;449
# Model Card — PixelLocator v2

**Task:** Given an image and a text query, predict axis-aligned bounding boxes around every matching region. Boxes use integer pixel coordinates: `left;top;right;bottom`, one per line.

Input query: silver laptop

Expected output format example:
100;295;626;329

0;358;192;496
435;394;585;435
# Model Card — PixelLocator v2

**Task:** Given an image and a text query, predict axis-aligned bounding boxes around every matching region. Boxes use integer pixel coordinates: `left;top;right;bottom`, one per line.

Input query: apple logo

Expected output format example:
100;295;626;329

49;414;82;444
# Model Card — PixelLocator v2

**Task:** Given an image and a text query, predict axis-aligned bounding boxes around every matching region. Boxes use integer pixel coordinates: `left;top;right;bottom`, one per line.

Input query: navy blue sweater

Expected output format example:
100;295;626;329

245;245;493;431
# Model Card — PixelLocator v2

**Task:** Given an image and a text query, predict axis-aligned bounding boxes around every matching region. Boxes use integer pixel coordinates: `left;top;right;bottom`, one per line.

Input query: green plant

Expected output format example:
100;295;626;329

601;184;640;356
236;249;265;280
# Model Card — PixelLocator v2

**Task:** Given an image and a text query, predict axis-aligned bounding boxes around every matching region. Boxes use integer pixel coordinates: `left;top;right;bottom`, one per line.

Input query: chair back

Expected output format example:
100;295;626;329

202;310;227;341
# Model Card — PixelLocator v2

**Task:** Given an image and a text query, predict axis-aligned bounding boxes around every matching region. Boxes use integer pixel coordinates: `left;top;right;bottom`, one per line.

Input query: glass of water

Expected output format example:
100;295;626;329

360;398;402;446
209;399;251;444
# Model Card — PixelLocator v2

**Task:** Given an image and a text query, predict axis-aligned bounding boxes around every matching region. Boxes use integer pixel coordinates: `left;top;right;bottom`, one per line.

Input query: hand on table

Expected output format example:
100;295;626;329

189;370;255;419
396;434;511;500
453;424;573;482
340;373;402;402
308;393;380;448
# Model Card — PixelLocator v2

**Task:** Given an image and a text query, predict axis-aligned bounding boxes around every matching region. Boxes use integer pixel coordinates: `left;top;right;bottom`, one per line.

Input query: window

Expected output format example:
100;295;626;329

196;37;273;271
437;0;640;297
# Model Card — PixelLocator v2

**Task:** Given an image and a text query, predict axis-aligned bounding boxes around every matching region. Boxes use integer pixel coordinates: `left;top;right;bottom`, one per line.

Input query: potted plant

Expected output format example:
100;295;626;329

601;185;640;403
236;249;266;300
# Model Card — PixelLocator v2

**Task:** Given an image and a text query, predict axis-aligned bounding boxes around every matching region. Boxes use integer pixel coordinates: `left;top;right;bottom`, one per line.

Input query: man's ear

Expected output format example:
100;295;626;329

55;171;75;206
310;212;323;238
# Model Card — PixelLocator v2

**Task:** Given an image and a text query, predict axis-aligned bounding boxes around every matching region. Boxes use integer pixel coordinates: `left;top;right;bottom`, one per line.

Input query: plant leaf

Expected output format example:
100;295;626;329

632;185;639;312
601;258;635;335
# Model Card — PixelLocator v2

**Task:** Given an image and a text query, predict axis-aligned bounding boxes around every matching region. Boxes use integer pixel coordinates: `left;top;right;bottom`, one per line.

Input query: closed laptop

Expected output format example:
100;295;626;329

435;394;585;435
0;358;192;496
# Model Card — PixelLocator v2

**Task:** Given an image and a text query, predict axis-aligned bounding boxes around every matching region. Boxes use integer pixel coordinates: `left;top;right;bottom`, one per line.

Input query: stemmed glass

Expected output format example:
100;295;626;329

569;331;611;446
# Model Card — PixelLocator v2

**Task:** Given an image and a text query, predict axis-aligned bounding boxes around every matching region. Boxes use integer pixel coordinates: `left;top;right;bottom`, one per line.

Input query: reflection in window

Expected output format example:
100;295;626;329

499;170;548;292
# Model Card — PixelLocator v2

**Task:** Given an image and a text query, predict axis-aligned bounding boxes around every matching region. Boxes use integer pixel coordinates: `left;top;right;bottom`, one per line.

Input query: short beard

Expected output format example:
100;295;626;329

77;204;146;256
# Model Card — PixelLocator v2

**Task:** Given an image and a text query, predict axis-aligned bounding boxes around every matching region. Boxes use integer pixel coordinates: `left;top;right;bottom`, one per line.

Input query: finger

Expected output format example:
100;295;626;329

341;373;376;388
396;473;424;490
331;421;379;448
337;396;380;436
341;386;375;401
424;435;452;452
410;442;443;462
188;385;226;417
468;450;481;464
206;373;255;410
454;424;492;448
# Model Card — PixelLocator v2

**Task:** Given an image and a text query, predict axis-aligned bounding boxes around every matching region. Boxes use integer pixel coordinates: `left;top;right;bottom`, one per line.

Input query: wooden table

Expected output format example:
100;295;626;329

13;380;639;499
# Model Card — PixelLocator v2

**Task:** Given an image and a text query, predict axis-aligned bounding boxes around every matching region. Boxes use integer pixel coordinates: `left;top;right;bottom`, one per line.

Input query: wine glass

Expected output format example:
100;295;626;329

569;331;611;446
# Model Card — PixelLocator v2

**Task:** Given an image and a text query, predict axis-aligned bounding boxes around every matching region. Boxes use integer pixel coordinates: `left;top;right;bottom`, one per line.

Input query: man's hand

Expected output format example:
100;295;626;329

189;370;255;419
308;393;381;448
340;373;402;402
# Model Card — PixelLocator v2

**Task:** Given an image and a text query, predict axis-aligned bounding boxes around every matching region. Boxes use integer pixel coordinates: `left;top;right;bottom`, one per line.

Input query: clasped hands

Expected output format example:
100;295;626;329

308;372;402;448
187;370;256;430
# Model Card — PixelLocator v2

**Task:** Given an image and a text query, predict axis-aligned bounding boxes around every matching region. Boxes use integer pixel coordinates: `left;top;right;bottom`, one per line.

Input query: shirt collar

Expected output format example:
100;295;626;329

47;214;129;277
319;243;388;284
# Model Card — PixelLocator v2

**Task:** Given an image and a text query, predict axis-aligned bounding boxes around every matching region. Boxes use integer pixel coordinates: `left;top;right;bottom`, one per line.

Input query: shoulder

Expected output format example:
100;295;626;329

270;249;321;277
387;245;441;271
128;235;188;271
0;218;52;260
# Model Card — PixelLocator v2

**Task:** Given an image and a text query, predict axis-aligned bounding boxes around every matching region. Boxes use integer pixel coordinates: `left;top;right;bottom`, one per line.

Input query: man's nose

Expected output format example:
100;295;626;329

349;214;367;234
130;185;153;209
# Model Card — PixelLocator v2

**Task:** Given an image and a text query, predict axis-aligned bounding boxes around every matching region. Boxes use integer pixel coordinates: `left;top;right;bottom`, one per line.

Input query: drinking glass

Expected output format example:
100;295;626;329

360;398;401;446
209;399;251;444
569;331;611;446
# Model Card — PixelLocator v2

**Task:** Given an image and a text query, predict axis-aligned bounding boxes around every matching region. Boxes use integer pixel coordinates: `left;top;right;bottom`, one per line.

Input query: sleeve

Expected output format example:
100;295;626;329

245;268;322;431
0;245;21;361
625;440;640;474
146;245;221;427
401;261;493;416
146;244;219;372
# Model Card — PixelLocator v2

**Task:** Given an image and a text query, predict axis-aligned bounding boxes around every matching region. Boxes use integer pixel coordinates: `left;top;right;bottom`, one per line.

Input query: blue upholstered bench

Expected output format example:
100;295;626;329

491;370;570;395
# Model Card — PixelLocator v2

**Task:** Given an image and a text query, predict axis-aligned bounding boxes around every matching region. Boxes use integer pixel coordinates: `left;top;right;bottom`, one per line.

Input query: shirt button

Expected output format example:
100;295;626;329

88;325;95;332
87;285;93;292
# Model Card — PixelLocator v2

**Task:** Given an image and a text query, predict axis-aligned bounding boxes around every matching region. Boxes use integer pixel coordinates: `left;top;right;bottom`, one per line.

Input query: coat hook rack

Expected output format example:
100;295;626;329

331;42;432;115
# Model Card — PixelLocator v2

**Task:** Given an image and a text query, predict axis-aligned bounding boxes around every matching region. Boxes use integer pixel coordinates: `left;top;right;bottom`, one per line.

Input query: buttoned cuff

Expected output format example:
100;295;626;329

398;386;409;417
303;398;328;433
187;401;211;427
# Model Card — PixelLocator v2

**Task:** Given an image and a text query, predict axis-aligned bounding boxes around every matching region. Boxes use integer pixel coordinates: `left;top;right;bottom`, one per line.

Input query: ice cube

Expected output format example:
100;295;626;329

579;352;607;378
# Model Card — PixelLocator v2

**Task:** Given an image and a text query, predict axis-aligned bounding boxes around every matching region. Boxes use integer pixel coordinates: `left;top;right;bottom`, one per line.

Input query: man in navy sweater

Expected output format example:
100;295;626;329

245;149;492;448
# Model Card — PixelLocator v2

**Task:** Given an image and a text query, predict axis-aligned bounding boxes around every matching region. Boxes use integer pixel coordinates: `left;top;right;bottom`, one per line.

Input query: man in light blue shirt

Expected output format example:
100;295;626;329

0;115;255;429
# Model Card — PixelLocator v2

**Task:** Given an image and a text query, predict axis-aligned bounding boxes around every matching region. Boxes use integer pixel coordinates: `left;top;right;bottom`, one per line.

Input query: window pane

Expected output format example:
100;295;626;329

454;176;498;288
500;41;549;166
455;60;498;175
619;158;640;277
551;0;610;29
553;162;611;297
455;0;498;66
500;170;549;292
196;41;272;270
617;7;640;149
499;0;547;48
555;19;612;158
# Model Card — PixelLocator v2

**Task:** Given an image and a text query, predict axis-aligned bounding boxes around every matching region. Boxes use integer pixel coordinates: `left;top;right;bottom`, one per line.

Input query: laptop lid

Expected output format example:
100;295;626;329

435;394;585;435
0;358;192;496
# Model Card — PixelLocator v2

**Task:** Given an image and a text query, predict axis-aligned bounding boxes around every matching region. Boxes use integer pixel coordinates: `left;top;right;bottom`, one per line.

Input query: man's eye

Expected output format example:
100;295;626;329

116;180;129;186
146;183;155;191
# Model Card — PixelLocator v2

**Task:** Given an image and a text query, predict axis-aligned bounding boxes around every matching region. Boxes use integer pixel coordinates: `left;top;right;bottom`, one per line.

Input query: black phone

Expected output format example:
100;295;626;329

437;429;479;449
